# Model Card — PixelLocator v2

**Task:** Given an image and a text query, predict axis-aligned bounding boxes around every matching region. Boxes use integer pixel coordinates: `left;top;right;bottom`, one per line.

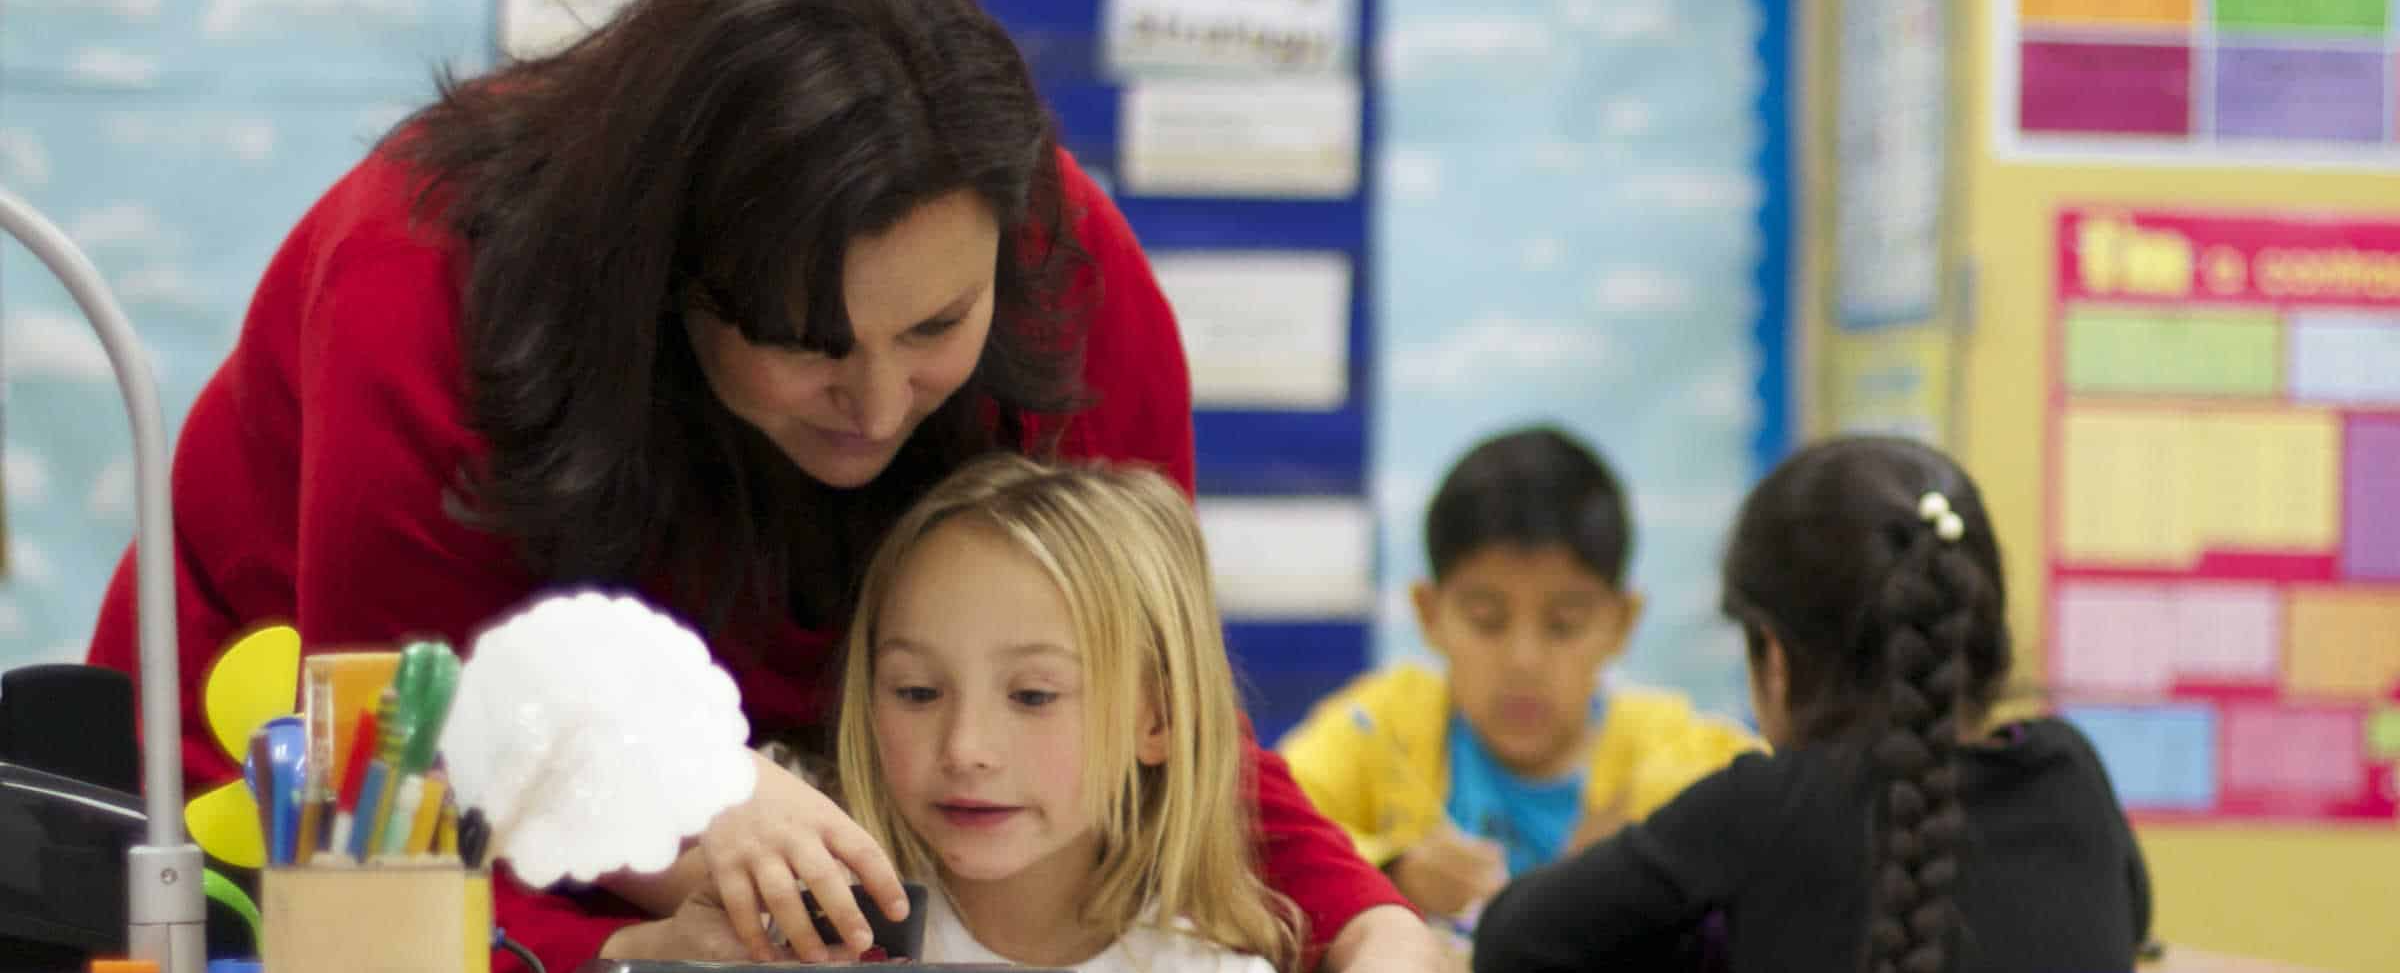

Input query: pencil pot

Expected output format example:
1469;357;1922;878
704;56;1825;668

261;866;491;973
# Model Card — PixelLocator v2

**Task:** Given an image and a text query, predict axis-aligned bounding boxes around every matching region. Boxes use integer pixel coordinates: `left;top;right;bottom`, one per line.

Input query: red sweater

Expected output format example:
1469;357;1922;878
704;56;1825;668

87;147;1403;970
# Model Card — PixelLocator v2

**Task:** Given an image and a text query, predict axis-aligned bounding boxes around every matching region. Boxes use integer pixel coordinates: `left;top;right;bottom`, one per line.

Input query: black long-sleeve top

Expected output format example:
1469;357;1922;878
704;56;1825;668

1474;718;2151;973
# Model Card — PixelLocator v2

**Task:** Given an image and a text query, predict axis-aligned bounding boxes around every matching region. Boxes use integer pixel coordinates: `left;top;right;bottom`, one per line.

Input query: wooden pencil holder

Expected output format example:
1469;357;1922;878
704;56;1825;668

261;866;492;973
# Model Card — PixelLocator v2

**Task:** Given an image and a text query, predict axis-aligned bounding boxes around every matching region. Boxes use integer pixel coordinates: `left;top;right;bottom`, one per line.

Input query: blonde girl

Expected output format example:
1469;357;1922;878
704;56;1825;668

838;454;1303;972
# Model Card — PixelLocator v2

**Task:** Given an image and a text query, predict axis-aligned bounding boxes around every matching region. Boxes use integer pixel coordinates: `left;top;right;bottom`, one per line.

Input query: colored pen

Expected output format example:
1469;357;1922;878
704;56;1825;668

297;672;337;864
404;774;448;856
244;730;275;859
378;641;461;858
296;799;322;866
434;799;460;860
330;704;380;859
262;716;306;865
347;689;403;862
309;791;336;858
379;774;425;858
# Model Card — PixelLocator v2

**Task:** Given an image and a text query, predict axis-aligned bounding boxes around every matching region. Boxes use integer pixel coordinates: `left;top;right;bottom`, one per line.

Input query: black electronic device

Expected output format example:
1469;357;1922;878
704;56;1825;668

0;759;145;966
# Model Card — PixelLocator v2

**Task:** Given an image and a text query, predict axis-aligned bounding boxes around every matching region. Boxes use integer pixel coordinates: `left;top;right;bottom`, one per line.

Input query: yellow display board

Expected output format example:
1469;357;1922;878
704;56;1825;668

1806;3;2400;969
2057;406;2343;567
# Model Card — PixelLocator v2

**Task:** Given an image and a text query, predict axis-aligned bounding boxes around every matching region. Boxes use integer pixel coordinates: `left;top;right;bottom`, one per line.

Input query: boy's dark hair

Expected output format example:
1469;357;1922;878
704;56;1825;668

1424;427;1631;586
1720;436;2012;973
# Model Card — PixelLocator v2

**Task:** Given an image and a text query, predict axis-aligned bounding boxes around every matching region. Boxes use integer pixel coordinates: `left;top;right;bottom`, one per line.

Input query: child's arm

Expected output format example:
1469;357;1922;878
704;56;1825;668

1323;904;1454;973
597;735;833;917
1277;710;1388;859
1246;741;1422;970
1275;677;1433;866
1474;756;1769;972
1283;698;1503;916
600;845;709;916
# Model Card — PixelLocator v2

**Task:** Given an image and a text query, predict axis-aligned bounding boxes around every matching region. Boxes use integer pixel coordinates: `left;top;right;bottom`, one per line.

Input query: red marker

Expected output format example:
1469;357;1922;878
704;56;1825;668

329;707;380;858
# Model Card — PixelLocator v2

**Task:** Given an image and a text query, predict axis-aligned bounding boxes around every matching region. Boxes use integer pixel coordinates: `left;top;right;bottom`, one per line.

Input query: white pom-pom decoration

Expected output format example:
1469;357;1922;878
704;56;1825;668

441;591;756;888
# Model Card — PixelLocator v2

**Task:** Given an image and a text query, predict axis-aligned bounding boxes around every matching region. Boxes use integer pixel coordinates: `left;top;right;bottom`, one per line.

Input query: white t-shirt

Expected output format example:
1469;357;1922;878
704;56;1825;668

920;886;1277;973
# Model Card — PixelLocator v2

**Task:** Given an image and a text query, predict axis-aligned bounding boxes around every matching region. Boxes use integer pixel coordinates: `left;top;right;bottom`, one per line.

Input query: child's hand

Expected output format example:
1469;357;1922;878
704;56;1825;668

693;750;908;962
1391;825;1508;917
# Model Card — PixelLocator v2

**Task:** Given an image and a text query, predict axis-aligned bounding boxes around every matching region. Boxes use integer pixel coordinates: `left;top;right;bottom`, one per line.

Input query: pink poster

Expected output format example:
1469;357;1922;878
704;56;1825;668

2049;206;2400;823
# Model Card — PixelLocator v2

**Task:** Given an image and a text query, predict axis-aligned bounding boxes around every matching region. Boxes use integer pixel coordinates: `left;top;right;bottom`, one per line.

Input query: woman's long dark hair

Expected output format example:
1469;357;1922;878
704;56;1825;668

389;0;1088;632
1720;437;2012;973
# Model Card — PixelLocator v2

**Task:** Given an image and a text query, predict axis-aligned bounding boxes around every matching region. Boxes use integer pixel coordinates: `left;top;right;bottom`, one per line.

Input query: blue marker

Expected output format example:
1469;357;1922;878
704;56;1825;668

262;716;306;865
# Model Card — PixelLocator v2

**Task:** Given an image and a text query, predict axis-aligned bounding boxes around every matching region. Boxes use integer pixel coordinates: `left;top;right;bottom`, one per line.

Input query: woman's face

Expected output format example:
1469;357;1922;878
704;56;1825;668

686;190;1000;489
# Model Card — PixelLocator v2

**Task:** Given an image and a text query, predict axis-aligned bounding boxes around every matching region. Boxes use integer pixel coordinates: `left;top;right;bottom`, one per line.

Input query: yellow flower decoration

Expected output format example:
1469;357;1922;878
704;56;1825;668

183;624;300;870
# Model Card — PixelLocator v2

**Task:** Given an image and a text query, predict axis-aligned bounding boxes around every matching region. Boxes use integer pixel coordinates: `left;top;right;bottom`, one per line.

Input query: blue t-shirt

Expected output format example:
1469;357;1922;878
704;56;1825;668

1442;701;1600;877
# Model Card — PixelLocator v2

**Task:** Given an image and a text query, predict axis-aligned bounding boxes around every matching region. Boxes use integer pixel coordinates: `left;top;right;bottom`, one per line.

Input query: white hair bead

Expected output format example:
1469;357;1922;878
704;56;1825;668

1918;492;1965;543
1916;492;1951;522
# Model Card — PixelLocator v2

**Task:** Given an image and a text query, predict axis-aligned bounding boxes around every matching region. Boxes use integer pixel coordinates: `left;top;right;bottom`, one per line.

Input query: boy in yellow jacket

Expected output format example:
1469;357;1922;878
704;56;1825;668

1280;427;1758;920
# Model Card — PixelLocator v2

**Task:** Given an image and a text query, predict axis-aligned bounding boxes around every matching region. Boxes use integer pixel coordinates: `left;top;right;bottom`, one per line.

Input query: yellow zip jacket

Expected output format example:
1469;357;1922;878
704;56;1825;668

1276;664;1762;868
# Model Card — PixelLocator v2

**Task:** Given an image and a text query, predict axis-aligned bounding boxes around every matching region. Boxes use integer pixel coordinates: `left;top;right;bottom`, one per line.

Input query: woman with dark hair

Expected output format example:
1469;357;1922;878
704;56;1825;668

1471;437;2149;973
84;0;1437;969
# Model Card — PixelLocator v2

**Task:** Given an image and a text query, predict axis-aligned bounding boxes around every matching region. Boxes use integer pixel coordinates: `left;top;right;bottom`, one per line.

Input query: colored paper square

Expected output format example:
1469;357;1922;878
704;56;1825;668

2022;0;2195;25
2172;583;2285;682
2061;411;2193;566
2065;306;2281;397
2055;581;2284;691
2062;704;2218;810
2346;416;2400;581
2214;46;2386;143
2060;408;2341;568
2371;709;2400;760
2196;411;2342;555
2056;583;2179;694
2222;705;2364;803
2286;590;2400;698
2020;41;2193;137
2290;313;2400;406
2216;0;2388;32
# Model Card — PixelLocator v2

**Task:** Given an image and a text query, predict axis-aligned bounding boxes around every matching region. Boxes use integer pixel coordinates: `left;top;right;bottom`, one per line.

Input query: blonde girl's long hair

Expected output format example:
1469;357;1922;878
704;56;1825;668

836;454;1304;971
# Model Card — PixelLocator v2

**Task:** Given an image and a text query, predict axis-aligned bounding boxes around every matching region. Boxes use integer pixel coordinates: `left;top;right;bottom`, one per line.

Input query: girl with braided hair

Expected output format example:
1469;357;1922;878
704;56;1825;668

1473;436;2150;973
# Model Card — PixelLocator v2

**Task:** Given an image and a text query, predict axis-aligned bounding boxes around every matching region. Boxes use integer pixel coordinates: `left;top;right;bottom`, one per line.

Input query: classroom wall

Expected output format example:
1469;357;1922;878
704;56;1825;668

979;0;1383;742
1369;0;1790;722
0;0;493;668
1805;4;2400;970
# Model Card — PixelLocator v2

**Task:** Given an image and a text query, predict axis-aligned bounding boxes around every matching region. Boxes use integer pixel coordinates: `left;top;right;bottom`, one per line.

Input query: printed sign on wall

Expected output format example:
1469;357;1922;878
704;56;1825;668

2049;206;2400;822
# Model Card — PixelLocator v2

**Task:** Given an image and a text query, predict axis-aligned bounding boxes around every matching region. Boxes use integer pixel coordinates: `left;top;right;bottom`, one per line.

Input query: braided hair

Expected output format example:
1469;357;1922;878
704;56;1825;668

1720;437;2011;973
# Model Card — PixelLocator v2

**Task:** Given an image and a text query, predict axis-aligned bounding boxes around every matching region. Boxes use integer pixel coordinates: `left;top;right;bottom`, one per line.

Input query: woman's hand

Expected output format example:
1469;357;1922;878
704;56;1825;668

599;845;709;917
598;894;752;962
1324;904;1458;972
692;750;909;961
